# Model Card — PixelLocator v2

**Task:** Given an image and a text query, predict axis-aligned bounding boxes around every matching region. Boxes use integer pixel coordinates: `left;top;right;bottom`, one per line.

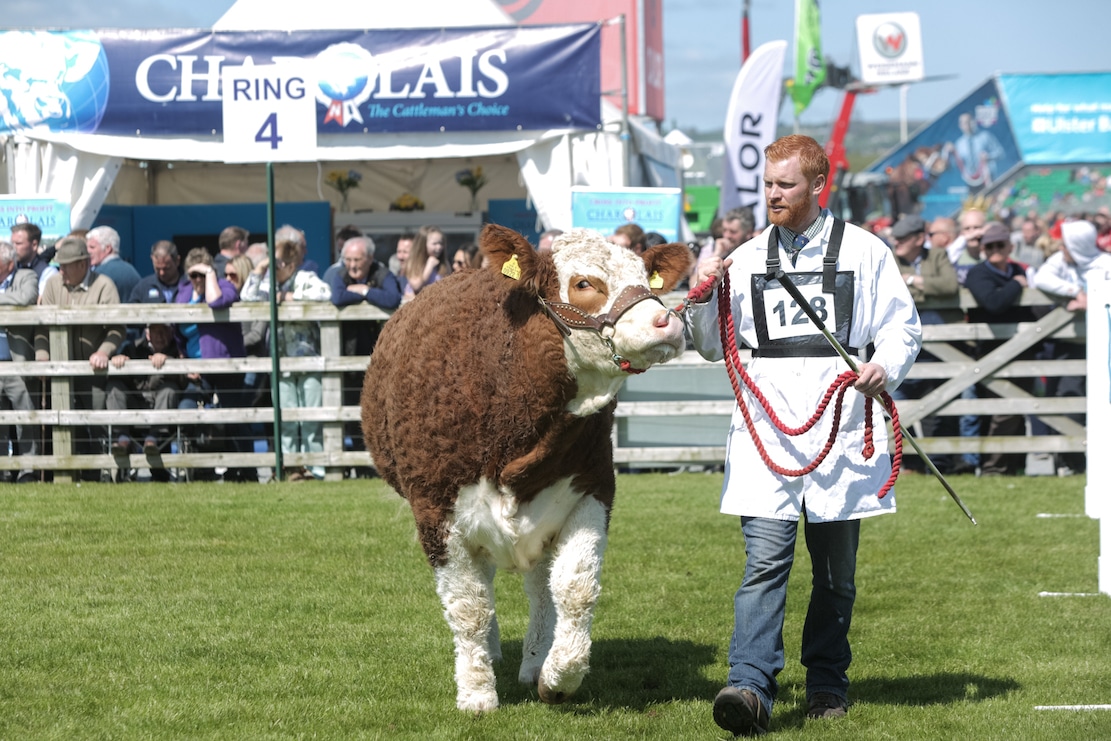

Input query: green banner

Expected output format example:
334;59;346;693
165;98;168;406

791;0;826;116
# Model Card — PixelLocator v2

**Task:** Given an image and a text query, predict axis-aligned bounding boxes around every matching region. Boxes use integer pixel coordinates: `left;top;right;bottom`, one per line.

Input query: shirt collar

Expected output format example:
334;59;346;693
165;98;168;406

776;209;828;250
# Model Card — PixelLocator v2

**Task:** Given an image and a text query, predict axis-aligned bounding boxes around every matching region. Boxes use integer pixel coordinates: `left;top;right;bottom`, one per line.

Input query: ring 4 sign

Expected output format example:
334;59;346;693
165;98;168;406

221;62;317;163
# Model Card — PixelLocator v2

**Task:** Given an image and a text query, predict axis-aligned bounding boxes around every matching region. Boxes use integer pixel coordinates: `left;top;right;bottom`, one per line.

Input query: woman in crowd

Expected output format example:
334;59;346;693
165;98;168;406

241;226;332;481
402;224;447;301
175;247;252;481
451;242;482;271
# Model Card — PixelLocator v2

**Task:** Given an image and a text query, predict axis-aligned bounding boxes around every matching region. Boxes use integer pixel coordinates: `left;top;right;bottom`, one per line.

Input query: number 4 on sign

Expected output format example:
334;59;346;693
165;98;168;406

256;113;283;150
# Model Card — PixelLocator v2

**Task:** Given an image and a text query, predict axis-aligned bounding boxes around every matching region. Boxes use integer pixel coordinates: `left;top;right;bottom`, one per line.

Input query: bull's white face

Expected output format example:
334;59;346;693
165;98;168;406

550;229;686;415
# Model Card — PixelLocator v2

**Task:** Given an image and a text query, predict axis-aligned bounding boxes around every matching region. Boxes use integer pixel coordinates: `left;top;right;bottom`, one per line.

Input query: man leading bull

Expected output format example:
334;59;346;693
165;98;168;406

686;134;922;735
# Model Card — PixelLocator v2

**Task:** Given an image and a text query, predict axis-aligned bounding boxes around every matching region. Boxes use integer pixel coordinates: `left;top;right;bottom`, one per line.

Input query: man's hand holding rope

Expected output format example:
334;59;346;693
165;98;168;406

692;255;887;400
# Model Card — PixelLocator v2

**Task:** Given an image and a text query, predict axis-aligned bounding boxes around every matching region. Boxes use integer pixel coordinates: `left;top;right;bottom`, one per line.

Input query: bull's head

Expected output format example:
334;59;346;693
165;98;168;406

482;224;692;416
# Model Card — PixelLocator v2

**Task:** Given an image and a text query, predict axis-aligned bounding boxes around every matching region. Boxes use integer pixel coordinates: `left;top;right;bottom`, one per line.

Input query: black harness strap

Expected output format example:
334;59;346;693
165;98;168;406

823;218;845;293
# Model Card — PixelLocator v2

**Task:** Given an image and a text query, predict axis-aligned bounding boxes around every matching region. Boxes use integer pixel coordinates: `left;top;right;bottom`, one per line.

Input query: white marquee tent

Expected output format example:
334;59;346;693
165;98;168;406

2;0;680;235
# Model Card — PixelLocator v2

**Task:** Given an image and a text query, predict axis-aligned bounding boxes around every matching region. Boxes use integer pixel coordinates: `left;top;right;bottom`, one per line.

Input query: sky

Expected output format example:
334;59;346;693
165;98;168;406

6;0;1110;135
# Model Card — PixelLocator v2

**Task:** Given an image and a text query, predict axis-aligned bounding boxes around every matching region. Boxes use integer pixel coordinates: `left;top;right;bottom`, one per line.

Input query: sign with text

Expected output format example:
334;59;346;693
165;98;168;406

570;187;682;242
855;12;924;86
719;40;785;230
999;72;1111;165
222;62;316;162
0;26;600;137
0;196;71;240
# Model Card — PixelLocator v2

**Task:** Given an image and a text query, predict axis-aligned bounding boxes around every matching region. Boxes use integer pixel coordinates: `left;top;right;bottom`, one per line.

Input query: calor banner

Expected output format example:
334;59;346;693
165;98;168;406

719;40;786;229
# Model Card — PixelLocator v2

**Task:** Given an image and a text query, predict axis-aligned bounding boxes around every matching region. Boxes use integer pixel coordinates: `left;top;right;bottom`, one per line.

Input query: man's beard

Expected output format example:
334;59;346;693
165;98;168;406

766;196;814;231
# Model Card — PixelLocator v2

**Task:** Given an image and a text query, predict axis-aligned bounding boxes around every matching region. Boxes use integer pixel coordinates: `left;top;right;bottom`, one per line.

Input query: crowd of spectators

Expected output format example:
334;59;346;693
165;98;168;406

2;203;1107;482
864;204;1110;476
1;217;506;483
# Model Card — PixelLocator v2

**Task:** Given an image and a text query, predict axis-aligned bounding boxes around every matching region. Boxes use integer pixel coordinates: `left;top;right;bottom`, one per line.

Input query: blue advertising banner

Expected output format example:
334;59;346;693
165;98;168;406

0;25;600;137
487;198;542;246
570;187;682;242
868;79;1023;220
998;73;1111;166
0;196;71;240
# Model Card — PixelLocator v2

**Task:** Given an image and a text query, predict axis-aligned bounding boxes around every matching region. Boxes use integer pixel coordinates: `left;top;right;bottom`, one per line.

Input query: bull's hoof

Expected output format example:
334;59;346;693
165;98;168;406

457;689;499;713
538;680;574;705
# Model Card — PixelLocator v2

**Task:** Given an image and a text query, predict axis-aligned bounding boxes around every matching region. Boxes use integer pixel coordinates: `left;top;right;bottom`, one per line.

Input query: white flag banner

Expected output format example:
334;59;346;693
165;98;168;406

720;40;787;229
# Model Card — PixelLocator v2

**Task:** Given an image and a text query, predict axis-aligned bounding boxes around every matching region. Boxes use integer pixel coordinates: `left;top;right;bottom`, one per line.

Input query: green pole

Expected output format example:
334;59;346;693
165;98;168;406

267;162;284;479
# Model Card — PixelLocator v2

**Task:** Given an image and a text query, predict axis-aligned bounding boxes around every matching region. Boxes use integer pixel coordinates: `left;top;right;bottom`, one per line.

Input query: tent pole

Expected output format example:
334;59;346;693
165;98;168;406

608;15;630;187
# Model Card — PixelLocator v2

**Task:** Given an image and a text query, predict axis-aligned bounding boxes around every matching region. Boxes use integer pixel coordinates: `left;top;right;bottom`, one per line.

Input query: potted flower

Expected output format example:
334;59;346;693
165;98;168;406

390;193;425;212
455;166;488;213
325;169;362;212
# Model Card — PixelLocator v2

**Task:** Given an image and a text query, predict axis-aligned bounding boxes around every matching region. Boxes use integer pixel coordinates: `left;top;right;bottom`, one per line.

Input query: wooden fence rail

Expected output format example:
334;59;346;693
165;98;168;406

0;288;1087;480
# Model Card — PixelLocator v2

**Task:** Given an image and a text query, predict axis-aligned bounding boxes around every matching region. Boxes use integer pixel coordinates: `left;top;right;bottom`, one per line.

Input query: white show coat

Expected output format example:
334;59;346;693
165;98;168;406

686;213;922;522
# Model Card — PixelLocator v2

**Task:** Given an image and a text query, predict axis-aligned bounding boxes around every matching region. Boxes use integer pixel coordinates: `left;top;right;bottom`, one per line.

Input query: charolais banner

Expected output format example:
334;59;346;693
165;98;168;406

0;25;601;137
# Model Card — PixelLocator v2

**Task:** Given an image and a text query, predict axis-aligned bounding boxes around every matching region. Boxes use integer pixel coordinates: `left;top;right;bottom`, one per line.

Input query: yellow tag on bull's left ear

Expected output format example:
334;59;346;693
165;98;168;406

649;270;664;289
501;254;521;280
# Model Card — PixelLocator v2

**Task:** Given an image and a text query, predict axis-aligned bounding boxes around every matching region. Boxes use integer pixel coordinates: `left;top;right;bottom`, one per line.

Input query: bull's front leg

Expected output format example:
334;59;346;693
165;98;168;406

519;553;555;686
434;532;499;712
538;495;608;704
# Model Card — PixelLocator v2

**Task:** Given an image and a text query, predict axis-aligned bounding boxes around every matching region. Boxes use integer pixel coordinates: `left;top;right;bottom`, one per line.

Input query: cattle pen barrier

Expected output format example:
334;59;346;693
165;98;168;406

0;288;1087;481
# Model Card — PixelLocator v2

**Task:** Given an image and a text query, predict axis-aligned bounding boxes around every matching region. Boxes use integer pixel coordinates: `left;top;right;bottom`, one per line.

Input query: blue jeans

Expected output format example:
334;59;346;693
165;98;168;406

727;516;860;715
959;384;980;466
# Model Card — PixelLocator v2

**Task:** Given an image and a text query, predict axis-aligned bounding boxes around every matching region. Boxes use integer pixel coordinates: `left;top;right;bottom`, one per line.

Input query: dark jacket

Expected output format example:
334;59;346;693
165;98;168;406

965;259;1036;323
129;273;188;304
115;334;186;393
329;261;402;357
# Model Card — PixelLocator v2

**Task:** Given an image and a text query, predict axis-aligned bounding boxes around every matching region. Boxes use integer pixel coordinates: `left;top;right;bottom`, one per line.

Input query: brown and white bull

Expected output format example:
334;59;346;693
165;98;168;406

362;224;692;711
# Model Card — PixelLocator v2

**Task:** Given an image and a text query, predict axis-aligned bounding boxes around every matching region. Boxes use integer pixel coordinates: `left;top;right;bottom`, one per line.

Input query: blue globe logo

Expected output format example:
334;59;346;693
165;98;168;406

314;43;376;127
0;31;110;134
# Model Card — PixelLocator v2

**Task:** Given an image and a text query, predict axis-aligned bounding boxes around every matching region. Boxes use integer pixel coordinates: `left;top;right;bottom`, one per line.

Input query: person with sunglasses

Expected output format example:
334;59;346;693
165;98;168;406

451;243;481;272
964;221;1038;476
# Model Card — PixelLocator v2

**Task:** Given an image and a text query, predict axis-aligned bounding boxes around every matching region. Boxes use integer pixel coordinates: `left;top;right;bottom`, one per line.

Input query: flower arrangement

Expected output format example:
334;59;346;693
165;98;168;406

325;169;362;211
325;169;362;196
390;193;425;212
456;166;487;211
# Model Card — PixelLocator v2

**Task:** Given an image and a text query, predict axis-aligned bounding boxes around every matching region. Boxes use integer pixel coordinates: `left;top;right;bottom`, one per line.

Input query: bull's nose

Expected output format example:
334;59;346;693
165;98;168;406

655;307;680;328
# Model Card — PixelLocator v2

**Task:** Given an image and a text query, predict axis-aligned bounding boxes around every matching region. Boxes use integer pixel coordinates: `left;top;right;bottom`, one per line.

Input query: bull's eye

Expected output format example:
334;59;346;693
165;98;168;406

568;276;608;315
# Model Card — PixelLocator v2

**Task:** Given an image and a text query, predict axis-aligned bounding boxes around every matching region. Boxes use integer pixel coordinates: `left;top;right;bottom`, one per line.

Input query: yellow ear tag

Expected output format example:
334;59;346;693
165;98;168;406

501;254;521;280
649;270;664;289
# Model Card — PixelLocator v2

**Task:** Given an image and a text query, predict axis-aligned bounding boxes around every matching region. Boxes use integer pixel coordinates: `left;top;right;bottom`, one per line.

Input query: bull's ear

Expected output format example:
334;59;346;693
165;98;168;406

480;224;541;287
641;242;694;294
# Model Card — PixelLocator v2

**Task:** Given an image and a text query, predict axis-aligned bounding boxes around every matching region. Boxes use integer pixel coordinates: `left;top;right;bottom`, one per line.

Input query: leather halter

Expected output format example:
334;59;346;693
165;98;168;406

537;284;668;374
539;284;662;337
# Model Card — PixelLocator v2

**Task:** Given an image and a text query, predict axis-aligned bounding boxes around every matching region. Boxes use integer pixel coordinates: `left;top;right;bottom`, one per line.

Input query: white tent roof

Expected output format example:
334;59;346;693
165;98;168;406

213;0;512;31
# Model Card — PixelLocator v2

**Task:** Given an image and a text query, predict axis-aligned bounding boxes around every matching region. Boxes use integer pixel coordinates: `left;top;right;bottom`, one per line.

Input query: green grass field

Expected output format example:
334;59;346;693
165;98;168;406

0;473;1107;739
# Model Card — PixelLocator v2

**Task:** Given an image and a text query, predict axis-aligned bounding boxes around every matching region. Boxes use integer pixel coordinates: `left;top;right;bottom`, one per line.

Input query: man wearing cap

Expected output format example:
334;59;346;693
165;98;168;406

891;215;960;311
35;236;125;480
889;214;961;473
965;222;1037;476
